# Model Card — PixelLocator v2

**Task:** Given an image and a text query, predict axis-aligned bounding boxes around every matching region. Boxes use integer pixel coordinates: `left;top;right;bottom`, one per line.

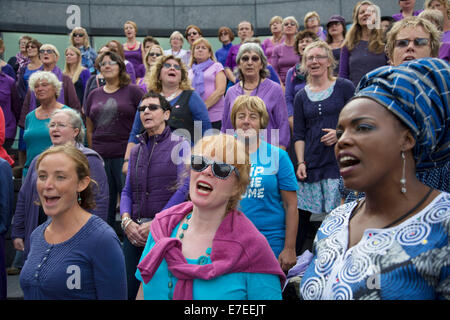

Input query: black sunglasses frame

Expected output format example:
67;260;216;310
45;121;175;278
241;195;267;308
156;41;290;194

191;155;240;180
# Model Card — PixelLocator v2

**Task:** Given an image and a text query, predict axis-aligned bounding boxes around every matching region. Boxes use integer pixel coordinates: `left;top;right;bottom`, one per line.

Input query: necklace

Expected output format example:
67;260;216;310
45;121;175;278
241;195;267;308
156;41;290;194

162;89;181;101
349;187;434;229
242;77;261;95
126;40;137;51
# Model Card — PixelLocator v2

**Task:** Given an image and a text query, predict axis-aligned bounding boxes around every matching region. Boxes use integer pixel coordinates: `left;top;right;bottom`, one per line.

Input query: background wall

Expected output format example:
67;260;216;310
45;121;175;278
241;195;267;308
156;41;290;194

1;0;426;69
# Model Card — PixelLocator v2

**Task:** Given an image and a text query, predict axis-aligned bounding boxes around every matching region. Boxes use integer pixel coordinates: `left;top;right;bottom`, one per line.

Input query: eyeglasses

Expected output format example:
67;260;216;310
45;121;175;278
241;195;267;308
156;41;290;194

48;122;72;129
187;31;199;37
284;22;297;27
191;155;240;180
148;52;162;57
162;63;181;70
73;33;85;38
99;60;118;67
26;45;37;49
306;55;328;62
394;38;430;48
241;55;260;62
219;32;228;36
39;49;55;54
138;104;162;112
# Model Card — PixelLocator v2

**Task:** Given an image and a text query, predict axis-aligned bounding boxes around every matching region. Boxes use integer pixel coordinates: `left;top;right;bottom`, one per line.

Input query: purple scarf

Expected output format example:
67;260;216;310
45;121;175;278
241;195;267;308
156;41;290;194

15;52;30;70
29;65;65;111
191;59;214;96
137;201;286;300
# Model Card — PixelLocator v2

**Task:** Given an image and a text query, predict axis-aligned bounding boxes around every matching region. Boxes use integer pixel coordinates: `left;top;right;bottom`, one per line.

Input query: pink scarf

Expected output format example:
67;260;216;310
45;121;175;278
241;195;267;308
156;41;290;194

137;201;286;300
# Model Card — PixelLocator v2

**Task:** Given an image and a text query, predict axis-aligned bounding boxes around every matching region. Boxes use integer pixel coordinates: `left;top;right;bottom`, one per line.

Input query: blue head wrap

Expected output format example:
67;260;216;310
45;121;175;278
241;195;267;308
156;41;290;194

354;58;450;170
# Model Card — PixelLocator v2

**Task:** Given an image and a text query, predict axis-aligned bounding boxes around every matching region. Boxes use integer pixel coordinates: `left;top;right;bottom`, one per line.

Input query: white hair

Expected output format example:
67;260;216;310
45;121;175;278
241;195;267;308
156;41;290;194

28;71;62;98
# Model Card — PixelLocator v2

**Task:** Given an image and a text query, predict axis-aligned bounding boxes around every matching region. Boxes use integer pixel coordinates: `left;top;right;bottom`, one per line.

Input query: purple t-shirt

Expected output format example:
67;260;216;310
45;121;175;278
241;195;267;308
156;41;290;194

0;72;20;139
124;44;145;79
225;44;242;72
188;62;225;122
221;79;290;148
271;44;299;85
85;84;144;158
392;10;423;21
338;41;388;87
262;37;284;66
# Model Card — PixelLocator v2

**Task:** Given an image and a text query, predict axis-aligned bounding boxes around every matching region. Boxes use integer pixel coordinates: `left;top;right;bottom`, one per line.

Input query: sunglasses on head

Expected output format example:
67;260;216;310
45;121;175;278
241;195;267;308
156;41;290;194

191;155;240;180
241;55;260;62
149;52;162;57
73;33;85;37
39;49;54;54
394;38;430;48
138;103;162;112
163;62;181;70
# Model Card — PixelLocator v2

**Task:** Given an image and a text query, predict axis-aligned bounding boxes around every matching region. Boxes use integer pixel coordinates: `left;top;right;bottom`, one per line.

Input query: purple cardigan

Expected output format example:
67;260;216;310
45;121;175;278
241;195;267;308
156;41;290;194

11;143;109;262
221;79;290;149
120;126;190;221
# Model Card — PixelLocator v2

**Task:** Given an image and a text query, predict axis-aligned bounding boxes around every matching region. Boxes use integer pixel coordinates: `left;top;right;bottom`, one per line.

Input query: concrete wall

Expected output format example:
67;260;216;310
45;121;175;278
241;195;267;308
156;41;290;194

0;0;426;36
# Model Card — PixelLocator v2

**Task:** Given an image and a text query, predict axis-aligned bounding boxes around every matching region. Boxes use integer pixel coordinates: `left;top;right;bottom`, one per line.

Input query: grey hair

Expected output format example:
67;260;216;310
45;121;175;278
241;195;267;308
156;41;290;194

235;42;270;81
50;108;85;144
28;71;62;98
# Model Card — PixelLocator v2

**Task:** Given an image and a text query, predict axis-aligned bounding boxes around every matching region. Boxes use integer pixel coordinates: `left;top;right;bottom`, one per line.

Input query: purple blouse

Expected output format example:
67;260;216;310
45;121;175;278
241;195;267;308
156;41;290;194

221;79;290;149
392;10;423;21
271;44;299;85
262;37;284;66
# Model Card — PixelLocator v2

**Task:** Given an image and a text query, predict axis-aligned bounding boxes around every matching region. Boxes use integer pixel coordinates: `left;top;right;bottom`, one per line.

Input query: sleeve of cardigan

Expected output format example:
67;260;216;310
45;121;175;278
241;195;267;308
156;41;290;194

88;155;109;222
18;90;31;129
284;67;295;118
119;160;133;218
293;90;306;142
10;79;22;122
338;45;350;80
188;91;212;136
63;75;81;112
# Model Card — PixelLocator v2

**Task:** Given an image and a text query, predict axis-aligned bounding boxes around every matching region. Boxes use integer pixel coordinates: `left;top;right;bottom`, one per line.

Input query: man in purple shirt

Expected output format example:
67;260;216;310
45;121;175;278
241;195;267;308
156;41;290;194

224;21;255;83
392;0;423;21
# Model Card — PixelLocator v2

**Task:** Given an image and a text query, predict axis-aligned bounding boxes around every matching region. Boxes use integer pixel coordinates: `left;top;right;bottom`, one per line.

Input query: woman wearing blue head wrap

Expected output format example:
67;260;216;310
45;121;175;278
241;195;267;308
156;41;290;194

299;58;450;300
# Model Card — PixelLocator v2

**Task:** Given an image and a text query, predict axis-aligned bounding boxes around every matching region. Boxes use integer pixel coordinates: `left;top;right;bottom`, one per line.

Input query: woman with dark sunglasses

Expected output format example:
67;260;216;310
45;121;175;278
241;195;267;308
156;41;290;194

135;133;286;300
124;54;211;175
120;90;189;300
69;27;97;74
137;44;164;92
221;43;290;151
231;95;298;273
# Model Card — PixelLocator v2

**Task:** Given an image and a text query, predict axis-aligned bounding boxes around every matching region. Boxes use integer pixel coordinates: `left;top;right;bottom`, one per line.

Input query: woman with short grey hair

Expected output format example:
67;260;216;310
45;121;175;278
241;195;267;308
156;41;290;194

221;42;290;150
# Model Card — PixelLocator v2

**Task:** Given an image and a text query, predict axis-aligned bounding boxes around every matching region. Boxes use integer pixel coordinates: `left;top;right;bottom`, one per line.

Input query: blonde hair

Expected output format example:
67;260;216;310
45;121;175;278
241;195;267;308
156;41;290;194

40;43;60;58
419;8;445;30
385;17;442;62
301;41;337;82
142;45;164;89
146;54;192;93
230;95;269;130
304;11;321;26
191;134;250;213
424;0;450;19
29;71;62;98
269;16;283;26
69;27;91;48
169;31;184;44
189;38;216;67
124;20;138;33
283;16;299;29
342;1;385;54
63;46;84;84
36;145;96;210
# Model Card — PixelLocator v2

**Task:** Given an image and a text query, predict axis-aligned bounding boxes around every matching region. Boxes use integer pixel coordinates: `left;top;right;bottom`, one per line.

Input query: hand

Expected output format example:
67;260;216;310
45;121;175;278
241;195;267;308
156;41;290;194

320;128;337;146
125;221;147;247
296;163;307;180
137;221;151;242
13;238;24;251
278;247;297;273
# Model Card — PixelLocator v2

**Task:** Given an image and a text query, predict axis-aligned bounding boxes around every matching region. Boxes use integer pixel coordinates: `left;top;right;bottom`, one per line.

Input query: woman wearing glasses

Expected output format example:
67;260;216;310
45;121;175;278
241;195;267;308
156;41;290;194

12;108;109;269
271;16;300;85
304;11;327;41
135;133;285;300
293;41;355;253
69;27;97;74
188;38;226;130
221;43;290;150
185;25;202;67
137;44;164;92
124;55;211;175
85;51;144;228
120;91;189;300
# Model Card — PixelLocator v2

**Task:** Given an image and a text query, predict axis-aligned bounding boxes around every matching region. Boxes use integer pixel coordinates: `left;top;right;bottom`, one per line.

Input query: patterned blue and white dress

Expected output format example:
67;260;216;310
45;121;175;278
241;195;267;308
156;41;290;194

300;192;450;300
